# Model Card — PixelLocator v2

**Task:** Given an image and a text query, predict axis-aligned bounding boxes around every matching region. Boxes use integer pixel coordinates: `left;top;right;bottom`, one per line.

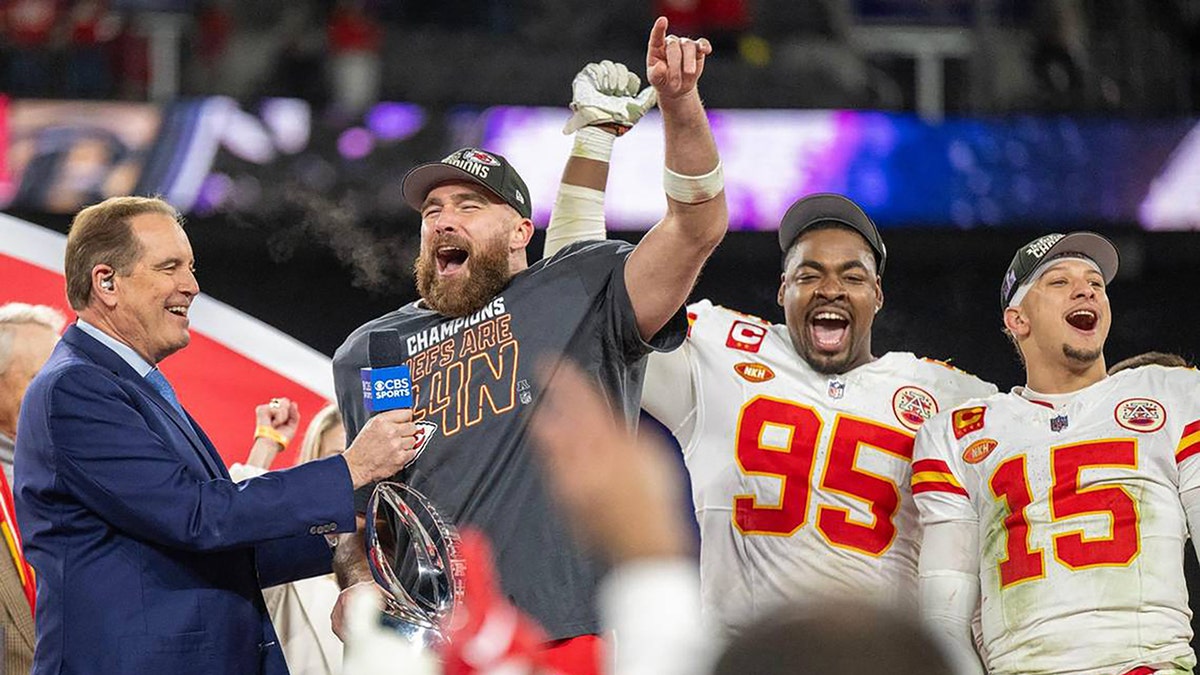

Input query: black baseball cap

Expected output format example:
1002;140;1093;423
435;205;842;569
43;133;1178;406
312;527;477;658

402;147;532;219
1000;232;1119;309
778;193;887;276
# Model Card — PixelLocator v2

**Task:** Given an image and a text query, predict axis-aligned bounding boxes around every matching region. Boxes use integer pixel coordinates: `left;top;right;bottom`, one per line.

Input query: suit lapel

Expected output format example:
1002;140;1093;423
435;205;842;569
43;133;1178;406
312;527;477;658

62;327;223;479
138;388;223;479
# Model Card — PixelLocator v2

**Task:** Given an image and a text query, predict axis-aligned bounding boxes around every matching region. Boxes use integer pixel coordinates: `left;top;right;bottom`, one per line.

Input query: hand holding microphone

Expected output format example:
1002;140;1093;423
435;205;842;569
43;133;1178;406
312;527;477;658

343;330;420;489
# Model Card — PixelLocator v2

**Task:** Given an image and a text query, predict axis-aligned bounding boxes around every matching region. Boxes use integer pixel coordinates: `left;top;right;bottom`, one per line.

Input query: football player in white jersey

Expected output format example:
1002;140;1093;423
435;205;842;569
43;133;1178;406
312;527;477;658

913;232;1200;675
545;98;996;635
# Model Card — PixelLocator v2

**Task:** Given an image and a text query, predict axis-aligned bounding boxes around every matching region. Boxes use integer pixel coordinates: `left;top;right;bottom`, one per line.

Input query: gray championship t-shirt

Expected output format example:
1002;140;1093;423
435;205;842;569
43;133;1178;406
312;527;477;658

332;240;686;639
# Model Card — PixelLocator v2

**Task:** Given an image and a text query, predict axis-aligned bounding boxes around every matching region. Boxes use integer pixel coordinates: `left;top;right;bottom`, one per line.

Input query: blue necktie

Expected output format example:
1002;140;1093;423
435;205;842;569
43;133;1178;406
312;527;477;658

144;368;220;476
144;369;185;417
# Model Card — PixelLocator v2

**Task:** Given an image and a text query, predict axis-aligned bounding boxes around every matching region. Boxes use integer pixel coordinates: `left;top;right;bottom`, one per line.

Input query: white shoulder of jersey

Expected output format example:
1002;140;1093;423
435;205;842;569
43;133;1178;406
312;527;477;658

873;352;999;417
685;299;773;330
1109;362;1200;391
907;354;998;399
911;388;1009;510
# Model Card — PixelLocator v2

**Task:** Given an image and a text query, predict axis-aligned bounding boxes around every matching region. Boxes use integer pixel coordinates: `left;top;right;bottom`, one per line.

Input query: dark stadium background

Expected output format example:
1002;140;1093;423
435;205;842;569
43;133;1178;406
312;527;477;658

5;0;1200;656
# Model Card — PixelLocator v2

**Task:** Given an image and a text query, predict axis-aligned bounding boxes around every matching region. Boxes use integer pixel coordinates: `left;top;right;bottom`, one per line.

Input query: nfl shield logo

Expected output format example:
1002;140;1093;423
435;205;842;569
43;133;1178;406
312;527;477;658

1050;414;1069;432
828;378;845;399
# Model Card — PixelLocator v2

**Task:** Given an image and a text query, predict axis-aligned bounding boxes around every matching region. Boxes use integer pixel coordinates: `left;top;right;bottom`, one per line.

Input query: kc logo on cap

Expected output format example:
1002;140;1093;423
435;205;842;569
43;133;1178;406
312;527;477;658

402;147;533;219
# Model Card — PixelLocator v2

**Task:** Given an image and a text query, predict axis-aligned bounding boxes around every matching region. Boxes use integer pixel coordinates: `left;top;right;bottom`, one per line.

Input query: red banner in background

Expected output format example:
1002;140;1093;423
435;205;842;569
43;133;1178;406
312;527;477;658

0;213;334;470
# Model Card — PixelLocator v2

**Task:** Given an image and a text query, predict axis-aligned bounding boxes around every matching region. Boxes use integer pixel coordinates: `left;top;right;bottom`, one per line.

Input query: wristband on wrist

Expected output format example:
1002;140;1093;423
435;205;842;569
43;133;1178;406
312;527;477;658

663;161;724;204
254;425;289;448
572;126;617;162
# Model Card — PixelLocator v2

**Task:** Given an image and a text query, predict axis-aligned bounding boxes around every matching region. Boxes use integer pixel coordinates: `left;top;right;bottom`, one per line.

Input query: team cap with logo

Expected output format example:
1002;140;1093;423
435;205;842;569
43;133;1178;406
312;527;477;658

777;193;887;276
402;147;532;219
1000;231;1119;310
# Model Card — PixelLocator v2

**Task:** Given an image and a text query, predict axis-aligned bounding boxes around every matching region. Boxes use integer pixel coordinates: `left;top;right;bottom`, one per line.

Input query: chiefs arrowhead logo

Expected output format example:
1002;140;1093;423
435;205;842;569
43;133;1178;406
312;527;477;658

1114;398;1166;433
963;438;998;464
892;386;938;431
733;362;775;383
952;406;986;439
405;420;439;466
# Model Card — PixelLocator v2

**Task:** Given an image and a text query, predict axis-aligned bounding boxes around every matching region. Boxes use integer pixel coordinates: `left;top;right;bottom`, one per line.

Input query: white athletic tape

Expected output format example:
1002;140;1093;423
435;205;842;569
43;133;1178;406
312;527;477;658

571;126;616;162
663;161;724;204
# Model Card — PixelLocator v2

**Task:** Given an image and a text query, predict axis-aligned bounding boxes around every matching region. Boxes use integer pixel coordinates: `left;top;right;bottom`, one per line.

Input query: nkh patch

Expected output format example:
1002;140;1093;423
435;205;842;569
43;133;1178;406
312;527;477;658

963;438;998;464
733;362;775;383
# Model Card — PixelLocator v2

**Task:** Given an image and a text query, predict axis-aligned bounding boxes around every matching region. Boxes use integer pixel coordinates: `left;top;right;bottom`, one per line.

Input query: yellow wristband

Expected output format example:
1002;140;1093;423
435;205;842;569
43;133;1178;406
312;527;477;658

254;425;289;448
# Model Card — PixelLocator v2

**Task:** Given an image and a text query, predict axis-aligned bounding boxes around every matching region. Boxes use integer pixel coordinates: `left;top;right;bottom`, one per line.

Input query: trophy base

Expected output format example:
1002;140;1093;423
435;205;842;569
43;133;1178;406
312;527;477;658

379;609;447;650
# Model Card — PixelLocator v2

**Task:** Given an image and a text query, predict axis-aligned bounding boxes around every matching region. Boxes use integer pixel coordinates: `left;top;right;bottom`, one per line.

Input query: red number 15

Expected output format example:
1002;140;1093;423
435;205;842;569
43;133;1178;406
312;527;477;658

989;439;1140;588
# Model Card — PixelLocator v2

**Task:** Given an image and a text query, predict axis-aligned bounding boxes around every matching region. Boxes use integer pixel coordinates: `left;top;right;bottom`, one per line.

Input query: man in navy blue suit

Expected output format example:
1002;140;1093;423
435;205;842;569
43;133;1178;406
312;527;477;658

14;196;418;675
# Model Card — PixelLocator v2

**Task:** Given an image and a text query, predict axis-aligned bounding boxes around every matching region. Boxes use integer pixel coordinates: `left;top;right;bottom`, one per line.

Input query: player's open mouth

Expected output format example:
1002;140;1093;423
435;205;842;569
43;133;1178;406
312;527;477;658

809;310;850;352
1065;308;1098;331
436;247;469;275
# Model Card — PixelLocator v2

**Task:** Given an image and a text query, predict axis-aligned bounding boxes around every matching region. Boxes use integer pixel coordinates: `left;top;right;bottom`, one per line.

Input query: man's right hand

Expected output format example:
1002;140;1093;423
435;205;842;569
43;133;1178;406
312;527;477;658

341;409;418;489
563;59;657;134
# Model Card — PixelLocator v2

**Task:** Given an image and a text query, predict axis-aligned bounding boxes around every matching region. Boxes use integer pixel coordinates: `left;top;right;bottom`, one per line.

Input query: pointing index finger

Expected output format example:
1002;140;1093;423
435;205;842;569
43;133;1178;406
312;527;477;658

648;16;668;59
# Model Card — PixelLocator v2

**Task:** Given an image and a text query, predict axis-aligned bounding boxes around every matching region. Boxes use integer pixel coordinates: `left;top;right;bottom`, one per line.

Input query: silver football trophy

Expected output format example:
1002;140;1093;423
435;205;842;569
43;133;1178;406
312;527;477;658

365;481;465;648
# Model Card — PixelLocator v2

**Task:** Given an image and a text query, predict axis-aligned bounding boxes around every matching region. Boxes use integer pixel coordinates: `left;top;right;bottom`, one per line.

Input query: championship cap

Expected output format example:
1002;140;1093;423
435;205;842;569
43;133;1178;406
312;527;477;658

777;194;887;276
1000;232;1119;310
402;147;532;219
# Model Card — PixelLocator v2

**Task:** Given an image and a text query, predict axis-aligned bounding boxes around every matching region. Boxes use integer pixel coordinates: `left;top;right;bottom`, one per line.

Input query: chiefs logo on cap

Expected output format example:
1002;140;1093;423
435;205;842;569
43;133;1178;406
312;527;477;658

405;420;439;466
1114;398;1166;433
733;362;775;383
462;149;501;166
726;321;768;353
952;406;986;439
892;386;938;431
963;438;998;464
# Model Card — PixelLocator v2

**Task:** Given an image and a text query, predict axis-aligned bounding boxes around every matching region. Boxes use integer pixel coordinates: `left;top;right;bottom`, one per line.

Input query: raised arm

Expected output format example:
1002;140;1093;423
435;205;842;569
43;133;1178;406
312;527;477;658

544;60;656;259
625;17;728;341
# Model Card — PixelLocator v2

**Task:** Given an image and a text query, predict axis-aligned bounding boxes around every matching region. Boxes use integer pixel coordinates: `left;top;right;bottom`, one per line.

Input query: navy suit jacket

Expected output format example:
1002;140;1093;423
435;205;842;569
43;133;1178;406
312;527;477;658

13;326;357;675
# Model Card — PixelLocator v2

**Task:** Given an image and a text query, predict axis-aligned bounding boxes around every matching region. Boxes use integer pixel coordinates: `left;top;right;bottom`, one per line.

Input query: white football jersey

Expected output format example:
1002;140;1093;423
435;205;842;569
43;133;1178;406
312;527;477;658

912;365;1200;675
666;300;997;634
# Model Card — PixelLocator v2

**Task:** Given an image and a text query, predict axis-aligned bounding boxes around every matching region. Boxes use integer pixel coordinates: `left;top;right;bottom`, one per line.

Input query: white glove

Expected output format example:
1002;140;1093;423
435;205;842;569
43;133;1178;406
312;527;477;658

562;60;658;135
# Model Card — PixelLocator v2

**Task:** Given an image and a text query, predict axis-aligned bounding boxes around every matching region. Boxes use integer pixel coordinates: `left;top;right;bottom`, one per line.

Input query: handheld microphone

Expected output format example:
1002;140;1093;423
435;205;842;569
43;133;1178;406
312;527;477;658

361;330;413;414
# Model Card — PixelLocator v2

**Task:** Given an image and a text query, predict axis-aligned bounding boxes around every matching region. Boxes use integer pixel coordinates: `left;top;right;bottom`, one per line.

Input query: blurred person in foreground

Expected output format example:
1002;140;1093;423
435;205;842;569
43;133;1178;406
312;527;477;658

545;83;996;635
330;17;727;674
914;233;1200;675
0;302;64;674
14;196;418;675
231;402;348;675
